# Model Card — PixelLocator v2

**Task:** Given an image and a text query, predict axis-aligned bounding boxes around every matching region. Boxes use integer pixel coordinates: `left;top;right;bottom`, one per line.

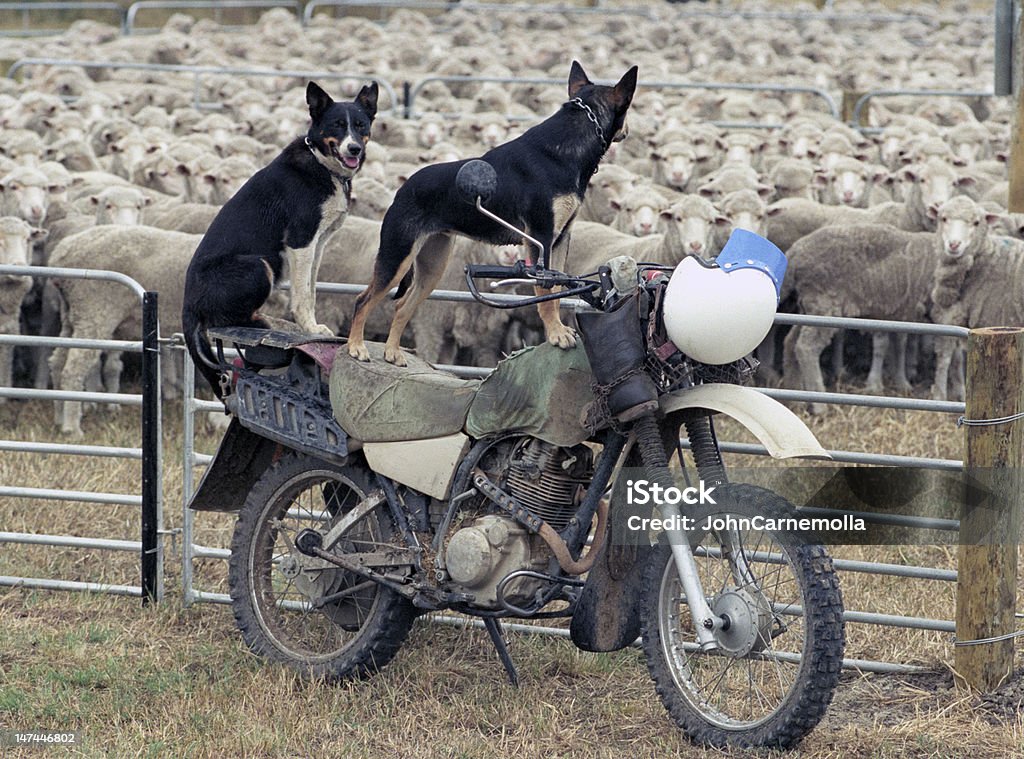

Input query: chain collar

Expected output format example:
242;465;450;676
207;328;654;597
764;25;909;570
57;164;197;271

568;97;608;152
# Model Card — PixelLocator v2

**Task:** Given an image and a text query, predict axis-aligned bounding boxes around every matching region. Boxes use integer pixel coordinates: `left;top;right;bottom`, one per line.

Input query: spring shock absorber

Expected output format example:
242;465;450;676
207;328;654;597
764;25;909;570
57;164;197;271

684;413;726;486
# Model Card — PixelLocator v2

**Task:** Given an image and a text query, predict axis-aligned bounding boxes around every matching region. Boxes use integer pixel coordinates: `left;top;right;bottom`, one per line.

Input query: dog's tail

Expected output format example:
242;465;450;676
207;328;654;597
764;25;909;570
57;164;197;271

182;311;226;400
392;266;414;301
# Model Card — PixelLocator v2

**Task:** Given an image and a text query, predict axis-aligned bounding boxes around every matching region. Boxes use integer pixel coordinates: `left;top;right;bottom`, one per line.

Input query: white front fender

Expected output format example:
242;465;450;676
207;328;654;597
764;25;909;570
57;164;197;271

660;383;830;460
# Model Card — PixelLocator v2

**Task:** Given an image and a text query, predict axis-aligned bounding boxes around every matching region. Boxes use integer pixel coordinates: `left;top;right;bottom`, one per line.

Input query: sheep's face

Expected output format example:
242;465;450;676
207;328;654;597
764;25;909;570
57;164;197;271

825;165;869;206
0;218;44;275
628;200;660;237
661;201;724;258
652;146;696;190
0;176;49;225
934;198;993;261
92;192;147;226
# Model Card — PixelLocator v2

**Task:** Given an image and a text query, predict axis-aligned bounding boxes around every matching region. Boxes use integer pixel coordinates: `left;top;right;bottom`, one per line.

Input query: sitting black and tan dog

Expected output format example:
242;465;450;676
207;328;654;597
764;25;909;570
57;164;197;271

183;80;378;397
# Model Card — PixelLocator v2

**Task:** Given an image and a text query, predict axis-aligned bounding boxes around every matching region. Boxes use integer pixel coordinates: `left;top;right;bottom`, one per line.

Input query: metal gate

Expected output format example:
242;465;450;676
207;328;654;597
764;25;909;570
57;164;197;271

0;265;164;604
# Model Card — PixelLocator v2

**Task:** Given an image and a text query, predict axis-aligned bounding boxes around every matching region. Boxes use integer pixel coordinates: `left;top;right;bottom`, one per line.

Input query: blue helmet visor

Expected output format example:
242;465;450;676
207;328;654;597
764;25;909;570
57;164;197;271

715;228;788;300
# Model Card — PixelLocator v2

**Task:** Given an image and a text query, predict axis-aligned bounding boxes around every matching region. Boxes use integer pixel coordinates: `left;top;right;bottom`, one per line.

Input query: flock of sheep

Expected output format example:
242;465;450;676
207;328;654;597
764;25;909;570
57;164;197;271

0;1;1016;436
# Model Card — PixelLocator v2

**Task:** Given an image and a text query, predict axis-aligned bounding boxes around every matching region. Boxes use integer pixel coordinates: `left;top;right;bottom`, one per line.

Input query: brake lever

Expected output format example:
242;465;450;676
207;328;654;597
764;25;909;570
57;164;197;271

489;278;535;289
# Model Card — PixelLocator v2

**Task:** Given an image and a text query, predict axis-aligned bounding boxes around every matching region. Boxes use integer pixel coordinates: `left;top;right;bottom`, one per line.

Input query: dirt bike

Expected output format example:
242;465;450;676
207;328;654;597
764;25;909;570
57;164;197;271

189;160;845;749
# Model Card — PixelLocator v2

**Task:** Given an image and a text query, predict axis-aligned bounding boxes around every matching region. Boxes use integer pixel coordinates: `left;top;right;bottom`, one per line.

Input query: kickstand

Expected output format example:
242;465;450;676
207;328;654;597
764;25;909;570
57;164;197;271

483;617;519;687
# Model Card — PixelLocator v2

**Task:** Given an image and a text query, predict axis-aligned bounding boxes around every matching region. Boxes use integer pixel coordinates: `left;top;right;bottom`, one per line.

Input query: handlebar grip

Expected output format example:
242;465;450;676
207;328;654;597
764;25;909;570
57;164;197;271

464;262;528;279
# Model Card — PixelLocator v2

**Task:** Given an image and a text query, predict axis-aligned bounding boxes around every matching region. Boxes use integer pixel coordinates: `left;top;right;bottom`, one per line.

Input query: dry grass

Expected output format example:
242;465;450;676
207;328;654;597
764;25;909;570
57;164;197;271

1;393;1022;757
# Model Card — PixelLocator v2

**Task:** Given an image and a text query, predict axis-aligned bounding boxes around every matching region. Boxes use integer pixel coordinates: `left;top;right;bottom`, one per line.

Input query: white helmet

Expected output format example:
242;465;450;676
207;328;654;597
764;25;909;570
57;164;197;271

662;229;787;365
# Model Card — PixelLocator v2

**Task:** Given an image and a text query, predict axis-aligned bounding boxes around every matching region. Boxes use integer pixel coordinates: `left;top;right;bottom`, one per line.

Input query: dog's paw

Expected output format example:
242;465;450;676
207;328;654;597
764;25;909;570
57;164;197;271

348;342;371;362
383;345;408;366
546;324;578;350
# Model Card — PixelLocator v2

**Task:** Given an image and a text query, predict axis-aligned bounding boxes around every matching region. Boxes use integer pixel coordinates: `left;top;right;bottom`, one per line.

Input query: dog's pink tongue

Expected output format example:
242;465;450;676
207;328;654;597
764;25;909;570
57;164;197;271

342;155;360;169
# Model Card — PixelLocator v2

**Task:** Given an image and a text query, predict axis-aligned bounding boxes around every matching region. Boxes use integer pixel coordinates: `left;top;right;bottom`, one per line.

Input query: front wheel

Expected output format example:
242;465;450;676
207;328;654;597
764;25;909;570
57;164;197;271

228;452;416;681
640;483;845;749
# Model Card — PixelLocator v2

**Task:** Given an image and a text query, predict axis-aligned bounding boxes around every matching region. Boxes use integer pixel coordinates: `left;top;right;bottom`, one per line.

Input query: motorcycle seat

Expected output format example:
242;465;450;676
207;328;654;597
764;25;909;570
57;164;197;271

328;341;481;443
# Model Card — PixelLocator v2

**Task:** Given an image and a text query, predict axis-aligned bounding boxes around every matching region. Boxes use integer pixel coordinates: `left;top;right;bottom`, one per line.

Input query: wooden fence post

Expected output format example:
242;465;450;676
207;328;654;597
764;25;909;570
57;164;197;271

954;327;1024;691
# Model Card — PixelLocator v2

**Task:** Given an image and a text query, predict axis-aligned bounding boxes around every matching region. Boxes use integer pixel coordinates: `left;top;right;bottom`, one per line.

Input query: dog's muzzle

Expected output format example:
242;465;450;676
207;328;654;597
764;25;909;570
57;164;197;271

323;137;363;172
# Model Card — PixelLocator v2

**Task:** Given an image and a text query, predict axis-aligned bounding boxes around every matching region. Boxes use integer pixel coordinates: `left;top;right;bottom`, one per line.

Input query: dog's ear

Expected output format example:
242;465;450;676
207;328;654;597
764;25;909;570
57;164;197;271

611;66;638;112
568;60;591;98
356;82;379;120
306;81;334;122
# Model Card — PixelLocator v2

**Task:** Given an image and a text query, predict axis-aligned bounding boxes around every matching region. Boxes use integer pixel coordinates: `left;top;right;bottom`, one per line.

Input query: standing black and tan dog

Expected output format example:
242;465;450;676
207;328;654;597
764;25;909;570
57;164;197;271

183;80;378;397
347;61;637;366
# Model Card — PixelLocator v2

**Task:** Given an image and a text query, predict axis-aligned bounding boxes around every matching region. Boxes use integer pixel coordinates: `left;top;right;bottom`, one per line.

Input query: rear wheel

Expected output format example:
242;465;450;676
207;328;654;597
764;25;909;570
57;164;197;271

228;452;415;681
640;483;845;749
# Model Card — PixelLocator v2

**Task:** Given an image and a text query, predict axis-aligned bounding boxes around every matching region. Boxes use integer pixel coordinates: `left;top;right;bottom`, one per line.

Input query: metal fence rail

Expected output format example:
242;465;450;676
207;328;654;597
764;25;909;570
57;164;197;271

850;88;996;129
405;75;839;122
6;58;399;114
179;282;975;674
125;0;301;34
303;0;655;25
0;265;164;604
0;1;125;36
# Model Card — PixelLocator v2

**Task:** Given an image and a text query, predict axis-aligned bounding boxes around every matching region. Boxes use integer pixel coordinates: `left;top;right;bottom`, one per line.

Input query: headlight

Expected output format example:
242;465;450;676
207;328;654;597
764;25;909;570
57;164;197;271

662;229;786;366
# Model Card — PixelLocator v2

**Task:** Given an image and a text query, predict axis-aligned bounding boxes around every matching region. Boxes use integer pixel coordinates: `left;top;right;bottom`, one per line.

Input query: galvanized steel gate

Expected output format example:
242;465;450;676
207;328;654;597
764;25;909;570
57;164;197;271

0;265;164;603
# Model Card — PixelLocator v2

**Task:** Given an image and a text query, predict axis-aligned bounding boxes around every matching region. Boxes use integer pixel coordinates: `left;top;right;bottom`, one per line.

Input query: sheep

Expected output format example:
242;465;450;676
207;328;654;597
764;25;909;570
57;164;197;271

767;157;817;201
48;225;202;437
348;177;396;221
649;141;698;193
0;166;51;226
45;185;152;257
710;188;769;256
196;154;258;205
142;202;219;234
766;157;970;251
816;155;889;208
696;164;772;204
579;163;639;225
928;196;1024;401
782;224;938;412
609;183;670;237
714;131;767;170
0;217;47;396
657;194;728;259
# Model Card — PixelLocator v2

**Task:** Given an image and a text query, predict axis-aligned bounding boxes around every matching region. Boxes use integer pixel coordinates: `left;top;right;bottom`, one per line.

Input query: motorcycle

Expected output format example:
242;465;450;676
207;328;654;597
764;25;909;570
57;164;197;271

189;160;845;749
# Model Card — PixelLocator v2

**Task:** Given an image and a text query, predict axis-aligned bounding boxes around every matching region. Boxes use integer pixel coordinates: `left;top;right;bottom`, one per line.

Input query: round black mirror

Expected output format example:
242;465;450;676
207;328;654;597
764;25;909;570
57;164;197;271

455;159;497;205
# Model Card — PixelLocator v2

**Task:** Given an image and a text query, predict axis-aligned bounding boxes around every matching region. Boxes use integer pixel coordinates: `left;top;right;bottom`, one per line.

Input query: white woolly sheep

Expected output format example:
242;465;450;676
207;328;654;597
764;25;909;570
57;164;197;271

609;183;670;237
928;196;1024;401
650;141;699;193
768;158;817;201
580;164;639;225
48;225;202;436
0;166;51;226
783;223;938;412
817;155;889;208
710;188;769;256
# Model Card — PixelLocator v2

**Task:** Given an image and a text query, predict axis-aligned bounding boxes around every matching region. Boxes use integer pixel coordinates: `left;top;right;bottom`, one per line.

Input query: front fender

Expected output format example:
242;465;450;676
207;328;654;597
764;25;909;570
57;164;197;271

660;383;830;460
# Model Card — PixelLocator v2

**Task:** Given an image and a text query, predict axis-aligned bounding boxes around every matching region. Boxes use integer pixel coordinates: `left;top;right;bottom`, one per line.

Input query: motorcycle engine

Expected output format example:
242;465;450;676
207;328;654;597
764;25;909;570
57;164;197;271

443;438;593;609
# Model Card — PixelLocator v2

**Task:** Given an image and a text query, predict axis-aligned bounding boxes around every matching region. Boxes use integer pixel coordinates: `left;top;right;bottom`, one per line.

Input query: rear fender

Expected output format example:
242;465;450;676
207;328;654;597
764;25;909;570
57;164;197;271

187;418;281;512
660;383;830;460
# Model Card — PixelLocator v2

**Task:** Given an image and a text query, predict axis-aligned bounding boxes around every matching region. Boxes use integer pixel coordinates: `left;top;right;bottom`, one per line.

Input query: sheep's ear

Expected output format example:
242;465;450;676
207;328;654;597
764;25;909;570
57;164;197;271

355;82;378;120
608;198;623;211
925;204;938;220
567;60;591;98
658;209;674;221
755;183;774;198
697;186;715;199
89;195;100;206
31;227;48;242
306;81;334;122
955;175;977;188
143;195;154;207
713;214;731;226
203;174;216;185
176;162;191;176
985;212;1003;226
765;205;783;217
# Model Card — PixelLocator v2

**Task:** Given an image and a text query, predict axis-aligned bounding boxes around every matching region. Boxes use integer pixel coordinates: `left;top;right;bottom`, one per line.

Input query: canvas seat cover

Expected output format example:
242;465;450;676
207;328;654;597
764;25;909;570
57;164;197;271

329;342;480;442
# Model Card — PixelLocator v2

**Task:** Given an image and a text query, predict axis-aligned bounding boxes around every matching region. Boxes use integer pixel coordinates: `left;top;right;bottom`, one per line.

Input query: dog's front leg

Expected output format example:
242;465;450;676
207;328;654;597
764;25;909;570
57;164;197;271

532;232;576;349
287;244;333;336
